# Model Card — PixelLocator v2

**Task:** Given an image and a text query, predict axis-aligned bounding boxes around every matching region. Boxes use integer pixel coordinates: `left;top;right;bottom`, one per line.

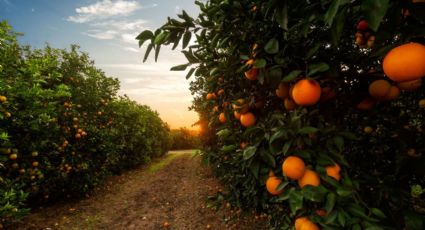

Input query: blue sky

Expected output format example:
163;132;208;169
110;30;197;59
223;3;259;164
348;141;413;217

0;0;200;129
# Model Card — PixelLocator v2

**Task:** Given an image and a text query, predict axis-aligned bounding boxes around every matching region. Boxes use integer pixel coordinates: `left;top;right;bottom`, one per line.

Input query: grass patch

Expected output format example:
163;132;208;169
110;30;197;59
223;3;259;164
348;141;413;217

147;150;198;173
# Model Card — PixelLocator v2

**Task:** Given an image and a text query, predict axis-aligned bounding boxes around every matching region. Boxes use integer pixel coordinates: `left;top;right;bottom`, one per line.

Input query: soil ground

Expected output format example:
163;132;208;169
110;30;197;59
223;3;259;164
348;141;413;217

13;150;269;230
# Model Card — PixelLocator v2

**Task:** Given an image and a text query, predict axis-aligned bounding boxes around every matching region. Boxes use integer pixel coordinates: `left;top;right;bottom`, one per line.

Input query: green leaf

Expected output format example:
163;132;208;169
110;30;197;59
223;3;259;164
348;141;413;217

325;210;338;224
282;70;301;83
170;63;189;71
264;38;279;54
216;129;231;138
404;210;425;230
254;59;267;68
143;44;153;62
301;186;327;202
324;0;349;26
282;141;292;155
325;193;336;213
261;151;276;168
210;67;219;77
136;30;154;47
289;190;303;213
249;161;260;179
361;0;389;31
154;44;161;62
221;145;237;153
352;224;362;230
337;211;346;226
243;146;257;160
182;31;192;49
307;62;330;76
154;31;168;44
331;9;346;46
298;126;318;134
370;208;386;219
364;227;384;230
333;136;344;152
306;43;322;59
185;68;195;79
269;130;286;144
336;187;352;197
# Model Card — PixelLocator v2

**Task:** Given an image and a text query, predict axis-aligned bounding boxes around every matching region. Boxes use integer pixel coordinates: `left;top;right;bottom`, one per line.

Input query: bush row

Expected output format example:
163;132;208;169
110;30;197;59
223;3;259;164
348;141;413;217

0;21;171;225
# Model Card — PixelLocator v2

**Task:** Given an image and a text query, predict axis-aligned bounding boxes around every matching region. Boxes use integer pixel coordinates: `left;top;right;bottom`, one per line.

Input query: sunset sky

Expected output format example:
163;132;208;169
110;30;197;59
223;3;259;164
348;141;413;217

0;0;200;129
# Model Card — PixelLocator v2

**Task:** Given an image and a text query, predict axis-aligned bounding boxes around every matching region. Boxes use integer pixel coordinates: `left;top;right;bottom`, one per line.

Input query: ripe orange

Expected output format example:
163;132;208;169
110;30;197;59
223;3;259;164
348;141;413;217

295;217;309;230
75;133;82;139
234;111;241;120
325;163;341;181
298;169;320;188
284;98;297;111
32;161;39;167
266;176;284;195
0;95;7;102
232;99;249;114
356;97;375;110
397;79;422;91
364;126;373;134
245;68;259;80
299;220;320;230
217;89;225;95
9;153;18;160
382;86;400;101
213;106;219;112
357;20;369;30
316;209;327;217
383;43;425;82
282;156;306;180
240;112;256;127
240;142;248;149
419;99;425;108
4;112;11;118
292;79;321;106
219;112;226;123
368;79;392;100
206;93;217;100
276;83;290;99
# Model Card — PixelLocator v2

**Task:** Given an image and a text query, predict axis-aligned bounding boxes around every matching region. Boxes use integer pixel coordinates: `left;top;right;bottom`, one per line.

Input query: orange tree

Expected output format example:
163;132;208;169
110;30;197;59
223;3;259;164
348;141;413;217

0;21;171;225
139;0;425;229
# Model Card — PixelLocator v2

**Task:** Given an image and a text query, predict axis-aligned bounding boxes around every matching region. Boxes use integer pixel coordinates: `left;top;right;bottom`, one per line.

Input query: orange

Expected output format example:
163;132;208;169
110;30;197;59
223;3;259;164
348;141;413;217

397;79;422;91
219;112;226;123
232;99;249;114
368;79;392;100
217;89;225;95
292;79;321;106
213;106;219;112
245;68;259;80
32;161;39;167
364;126;373;134
284;98;297;111
9;153;18;160
300;220;320;230
298;169;320;188
0;95;6;102
383;43;425;82
325;163;341;181
240;112;256;127
356;97;375;110
295;217;309;230
382;86;400;101
240;142;248;149
266;176;284;195
206;93;217;100
282;156;306;180
357;20;369;30
419;99;425;108
316;209;327;217
276;83;290;99
234;111;241;120
295;217;320;230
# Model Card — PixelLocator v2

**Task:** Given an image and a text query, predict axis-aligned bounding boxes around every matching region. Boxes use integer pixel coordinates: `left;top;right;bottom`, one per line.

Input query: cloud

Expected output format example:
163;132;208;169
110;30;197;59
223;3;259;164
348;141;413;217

123;47;139;53
67;0;141;23
84;30;118;40
91;19;148;31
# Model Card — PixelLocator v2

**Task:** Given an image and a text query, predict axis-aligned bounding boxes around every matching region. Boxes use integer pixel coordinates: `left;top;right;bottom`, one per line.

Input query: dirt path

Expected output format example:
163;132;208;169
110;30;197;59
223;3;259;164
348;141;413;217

15;150;268;230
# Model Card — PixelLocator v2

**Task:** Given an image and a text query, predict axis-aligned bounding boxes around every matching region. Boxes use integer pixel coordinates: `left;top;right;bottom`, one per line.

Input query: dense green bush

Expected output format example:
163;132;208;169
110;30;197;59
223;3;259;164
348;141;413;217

0;21;171;225
140;0;425;229
170;128;200;150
